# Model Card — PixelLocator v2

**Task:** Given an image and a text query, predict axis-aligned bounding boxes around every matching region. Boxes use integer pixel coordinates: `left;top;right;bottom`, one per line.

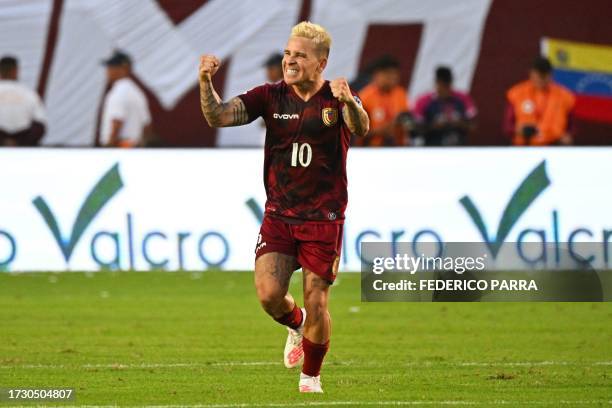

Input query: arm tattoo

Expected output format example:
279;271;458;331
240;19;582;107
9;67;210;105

199;76;249;127
230;97;248;125
199;76;222;126
342;103;369;137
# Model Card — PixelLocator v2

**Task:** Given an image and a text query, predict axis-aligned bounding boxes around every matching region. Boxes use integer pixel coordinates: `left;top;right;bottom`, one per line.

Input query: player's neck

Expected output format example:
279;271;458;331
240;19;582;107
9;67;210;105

291;78;325;102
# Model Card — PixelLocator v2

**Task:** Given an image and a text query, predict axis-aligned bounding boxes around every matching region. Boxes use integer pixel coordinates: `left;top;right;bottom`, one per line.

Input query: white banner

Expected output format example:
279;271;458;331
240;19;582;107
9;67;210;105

0;148;610;272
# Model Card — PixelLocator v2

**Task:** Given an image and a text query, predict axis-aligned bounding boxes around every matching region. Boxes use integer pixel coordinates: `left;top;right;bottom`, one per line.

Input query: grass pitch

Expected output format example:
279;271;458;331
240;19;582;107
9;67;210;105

0;271;610;407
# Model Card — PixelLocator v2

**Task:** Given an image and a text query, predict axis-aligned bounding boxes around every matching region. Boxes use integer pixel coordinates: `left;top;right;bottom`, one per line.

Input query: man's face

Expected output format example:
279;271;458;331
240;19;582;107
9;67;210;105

106;65;128;83
435;80;451;97
266;65;283;83
373;68;400;92
529;70;551;89
0;66;18;80
283;37;326;86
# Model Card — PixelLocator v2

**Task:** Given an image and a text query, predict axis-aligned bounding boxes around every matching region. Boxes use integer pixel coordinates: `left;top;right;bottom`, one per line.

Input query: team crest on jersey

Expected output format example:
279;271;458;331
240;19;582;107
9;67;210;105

322;108;338;127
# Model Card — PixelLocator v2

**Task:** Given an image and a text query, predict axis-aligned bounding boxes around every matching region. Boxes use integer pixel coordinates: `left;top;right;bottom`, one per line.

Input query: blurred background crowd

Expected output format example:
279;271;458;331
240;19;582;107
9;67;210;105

0;0;610;148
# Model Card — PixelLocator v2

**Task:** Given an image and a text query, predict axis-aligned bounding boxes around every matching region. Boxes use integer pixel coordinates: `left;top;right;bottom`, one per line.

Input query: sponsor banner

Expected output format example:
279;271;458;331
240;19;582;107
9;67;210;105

0;148;610;272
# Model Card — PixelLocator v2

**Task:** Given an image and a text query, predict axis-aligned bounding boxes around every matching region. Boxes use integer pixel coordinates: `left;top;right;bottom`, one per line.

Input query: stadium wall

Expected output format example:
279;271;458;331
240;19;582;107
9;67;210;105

1;0;611;147
0;148;610;272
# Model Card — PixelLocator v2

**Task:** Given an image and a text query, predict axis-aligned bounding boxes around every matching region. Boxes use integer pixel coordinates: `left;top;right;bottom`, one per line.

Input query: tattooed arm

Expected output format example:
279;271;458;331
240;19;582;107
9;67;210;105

330;77;369;137
199;55;249;127
341;100;369;138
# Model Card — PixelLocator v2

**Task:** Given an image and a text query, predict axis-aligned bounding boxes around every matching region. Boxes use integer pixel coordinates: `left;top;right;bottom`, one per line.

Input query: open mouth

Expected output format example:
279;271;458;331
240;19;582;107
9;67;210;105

285;68;299;77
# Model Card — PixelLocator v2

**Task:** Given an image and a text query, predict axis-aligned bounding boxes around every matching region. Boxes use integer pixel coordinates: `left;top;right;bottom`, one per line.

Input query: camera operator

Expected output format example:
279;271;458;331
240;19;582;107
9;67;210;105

505;57;575;146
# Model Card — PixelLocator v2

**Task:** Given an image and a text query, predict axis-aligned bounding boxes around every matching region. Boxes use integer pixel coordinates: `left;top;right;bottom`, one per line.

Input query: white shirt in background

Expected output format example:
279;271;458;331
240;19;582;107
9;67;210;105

0;79;46;133
100;77;151;146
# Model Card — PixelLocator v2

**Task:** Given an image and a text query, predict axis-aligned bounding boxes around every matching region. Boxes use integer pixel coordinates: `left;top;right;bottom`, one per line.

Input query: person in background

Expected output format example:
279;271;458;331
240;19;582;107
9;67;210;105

263;53;284;83
100;50;152;147
412;66;477;146
505;57;575;146
357;55;409;146
253;53;286;145
0;56;46;146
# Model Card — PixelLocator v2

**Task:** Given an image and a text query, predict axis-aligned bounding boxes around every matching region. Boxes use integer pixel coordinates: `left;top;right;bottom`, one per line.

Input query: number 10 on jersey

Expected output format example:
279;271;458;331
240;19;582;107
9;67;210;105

291;142;312;167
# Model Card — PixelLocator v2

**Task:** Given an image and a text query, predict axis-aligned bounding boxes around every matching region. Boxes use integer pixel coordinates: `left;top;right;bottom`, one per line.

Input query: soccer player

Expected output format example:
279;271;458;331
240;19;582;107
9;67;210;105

198;21;369;393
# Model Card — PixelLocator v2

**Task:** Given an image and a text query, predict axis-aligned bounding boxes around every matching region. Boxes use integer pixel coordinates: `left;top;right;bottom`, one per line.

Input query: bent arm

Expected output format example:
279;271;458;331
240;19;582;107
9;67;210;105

106;119;123;147
199;75;248;128
342;99;369;138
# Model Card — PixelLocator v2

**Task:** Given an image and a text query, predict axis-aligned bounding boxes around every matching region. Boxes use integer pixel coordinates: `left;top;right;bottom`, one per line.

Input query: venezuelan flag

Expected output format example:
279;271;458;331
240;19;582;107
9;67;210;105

542;38;612;123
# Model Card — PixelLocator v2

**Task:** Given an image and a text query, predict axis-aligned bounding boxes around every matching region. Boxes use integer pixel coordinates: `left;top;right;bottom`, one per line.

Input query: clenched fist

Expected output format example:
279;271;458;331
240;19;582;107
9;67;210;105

330;77;354;103
199;55;220;81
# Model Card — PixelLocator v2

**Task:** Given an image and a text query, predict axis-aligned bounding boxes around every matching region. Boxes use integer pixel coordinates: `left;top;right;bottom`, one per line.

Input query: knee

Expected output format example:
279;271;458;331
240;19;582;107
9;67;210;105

304;291;328;320
255;282;284;312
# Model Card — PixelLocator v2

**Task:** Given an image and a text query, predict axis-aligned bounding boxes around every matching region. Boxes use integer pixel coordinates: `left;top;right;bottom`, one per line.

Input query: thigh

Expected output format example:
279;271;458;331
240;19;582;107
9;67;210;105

255;252;300;295
303;268;331;307
294;223;343;284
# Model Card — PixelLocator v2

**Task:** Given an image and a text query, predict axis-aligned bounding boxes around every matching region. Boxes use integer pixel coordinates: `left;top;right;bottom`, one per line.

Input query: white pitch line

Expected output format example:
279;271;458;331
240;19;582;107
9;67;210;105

2;361;611;370
404;361;612;368
0;362;280;370
411;361;586;367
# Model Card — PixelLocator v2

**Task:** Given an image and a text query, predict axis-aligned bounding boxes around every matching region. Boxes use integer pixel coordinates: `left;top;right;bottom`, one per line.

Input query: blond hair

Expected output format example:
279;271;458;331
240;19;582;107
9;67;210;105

290;21;332;57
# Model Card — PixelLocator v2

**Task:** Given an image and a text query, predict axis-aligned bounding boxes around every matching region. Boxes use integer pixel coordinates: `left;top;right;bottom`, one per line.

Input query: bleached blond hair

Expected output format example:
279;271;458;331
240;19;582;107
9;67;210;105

290;21;332;57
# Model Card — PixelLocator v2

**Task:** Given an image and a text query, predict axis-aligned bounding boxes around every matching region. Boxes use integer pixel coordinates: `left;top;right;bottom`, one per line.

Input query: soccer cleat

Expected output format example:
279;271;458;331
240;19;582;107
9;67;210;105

299;373;323;393
283;308;306;368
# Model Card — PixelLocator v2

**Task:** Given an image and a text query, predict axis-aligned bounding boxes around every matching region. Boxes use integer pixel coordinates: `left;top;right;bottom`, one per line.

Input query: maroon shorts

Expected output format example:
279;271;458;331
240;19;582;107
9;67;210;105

254;215;343;283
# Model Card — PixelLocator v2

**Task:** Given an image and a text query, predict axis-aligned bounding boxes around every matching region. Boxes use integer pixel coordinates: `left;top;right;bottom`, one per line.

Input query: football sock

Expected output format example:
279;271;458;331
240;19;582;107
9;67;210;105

274;303;303;330
302;336;329;377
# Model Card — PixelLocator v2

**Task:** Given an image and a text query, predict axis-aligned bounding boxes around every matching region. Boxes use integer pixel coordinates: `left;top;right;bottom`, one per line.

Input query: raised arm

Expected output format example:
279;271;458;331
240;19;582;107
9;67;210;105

199;55;249;127
330;78;369;137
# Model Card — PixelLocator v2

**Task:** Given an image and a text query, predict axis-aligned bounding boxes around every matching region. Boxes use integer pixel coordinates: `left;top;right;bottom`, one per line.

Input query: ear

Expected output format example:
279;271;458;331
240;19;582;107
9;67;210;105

317;57;328;73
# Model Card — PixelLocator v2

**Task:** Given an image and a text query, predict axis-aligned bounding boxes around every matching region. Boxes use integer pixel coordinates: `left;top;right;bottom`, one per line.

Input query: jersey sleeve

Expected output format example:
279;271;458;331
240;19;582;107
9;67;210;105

105;90;128;122
237;84;269;123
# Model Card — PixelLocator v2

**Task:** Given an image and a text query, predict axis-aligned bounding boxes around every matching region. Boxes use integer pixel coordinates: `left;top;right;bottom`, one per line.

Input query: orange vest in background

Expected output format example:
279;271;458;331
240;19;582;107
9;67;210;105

506;80;575;145
358;84;409;146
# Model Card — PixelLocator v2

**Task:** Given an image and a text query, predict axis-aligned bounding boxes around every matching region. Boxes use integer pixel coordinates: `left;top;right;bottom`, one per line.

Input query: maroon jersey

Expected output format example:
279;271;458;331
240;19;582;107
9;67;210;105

239;80;357;222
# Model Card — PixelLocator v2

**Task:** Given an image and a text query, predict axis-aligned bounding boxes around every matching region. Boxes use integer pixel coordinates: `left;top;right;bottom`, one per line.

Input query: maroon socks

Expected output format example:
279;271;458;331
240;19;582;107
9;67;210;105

274;304;303;330
302;336;329;377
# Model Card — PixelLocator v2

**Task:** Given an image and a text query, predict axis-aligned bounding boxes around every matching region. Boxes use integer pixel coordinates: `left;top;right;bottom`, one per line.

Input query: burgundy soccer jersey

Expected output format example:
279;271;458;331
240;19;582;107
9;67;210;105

239;80;357;222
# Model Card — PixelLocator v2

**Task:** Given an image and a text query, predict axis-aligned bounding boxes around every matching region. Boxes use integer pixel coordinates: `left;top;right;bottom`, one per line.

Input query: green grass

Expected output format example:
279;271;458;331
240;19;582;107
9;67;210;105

0;271;610;407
